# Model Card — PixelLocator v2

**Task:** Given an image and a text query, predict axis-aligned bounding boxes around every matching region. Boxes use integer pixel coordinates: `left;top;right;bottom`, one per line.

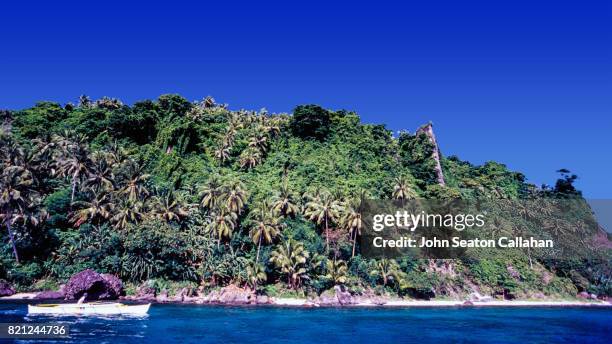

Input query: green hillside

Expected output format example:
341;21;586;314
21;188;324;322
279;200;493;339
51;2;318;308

1;94;610;299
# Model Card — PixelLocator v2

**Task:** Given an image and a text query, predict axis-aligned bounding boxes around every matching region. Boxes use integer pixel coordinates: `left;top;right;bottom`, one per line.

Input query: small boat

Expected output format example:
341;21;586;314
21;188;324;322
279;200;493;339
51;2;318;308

28;302;150;315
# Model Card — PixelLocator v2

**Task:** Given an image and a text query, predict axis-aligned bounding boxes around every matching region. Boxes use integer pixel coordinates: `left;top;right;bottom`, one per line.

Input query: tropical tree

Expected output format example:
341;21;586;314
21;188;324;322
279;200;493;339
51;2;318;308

0;165;36;262
198;176;224;212
272;182;299;217
57;134;92;202
246;263;267;291
324;258;348;285
249;201;282;263
111;198;144;230
239;147;262;169
207;207;238;245
224;180;247;215
151;190;189;223
369;259;405;287
304;191;343;252
393;176;416;206
214;146;230;164
118;161;150;202
248;133;268;153
70;192;113;227
86;152;115;192
269;238;310;290
341;200;363;258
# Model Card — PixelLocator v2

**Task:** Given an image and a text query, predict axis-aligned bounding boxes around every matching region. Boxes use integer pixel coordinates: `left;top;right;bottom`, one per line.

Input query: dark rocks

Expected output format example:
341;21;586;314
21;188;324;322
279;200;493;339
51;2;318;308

35;290;65;299
215;285;254;304
135;282;156;301
156;290;169;303
101;274;124;298
255;295;270;304
463;300;474;306
334;285;355;305
0;280;15;297
64;269;124;300
317;285;356;306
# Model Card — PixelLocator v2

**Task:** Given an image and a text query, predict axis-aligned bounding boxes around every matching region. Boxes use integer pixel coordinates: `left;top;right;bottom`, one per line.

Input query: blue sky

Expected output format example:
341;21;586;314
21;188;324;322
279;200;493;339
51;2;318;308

1;0;610;197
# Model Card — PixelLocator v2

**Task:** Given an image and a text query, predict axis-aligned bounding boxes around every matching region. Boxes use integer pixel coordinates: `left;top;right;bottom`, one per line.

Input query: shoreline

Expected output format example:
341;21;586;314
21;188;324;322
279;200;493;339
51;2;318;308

3;293;611;308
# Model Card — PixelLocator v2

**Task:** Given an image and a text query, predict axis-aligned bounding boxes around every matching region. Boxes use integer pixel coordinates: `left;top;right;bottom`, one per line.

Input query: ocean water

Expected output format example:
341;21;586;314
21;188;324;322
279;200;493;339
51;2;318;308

0;302;611;343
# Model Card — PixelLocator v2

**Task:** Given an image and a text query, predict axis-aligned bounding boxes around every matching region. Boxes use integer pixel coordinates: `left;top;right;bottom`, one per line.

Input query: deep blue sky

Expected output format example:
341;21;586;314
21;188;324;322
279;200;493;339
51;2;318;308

1;1;610;197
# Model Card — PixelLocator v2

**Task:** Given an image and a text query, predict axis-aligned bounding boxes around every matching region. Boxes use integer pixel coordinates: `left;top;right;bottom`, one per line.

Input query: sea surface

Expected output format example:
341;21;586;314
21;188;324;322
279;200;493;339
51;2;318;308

0;302;611;343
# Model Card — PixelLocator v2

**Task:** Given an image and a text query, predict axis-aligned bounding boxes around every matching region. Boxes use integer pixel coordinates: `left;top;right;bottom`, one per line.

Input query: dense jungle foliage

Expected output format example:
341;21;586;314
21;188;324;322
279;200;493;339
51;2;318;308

0;95;610;299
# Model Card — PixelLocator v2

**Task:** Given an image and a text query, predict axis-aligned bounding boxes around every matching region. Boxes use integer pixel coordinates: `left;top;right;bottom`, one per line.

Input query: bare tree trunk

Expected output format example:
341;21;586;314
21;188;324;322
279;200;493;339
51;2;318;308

71;176;77;203
351;230;357;258
325;216;329;252
4;215;19;263
256;235;262;263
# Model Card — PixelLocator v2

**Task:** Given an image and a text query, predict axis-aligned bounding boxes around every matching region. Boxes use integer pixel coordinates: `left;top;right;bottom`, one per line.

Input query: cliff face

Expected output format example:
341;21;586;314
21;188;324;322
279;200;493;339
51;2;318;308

416;123;445;186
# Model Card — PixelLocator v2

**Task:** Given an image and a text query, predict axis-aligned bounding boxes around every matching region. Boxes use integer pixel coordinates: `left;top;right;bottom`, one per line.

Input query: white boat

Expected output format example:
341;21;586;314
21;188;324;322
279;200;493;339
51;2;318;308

28;302;150;315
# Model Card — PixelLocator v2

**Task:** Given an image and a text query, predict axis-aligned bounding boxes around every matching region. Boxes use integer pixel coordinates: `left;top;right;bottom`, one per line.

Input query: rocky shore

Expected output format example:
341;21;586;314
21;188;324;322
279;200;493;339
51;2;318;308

1;270;611;308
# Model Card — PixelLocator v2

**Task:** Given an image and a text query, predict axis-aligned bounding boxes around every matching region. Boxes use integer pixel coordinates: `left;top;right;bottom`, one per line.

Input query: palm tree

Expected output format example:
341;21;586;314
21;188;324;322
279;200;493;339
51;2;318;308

111;198;143;230
151;190;189;223
58;135;92;202
369;259;404;287
0;165;35;262
207;207;237;246
248;133;268;153
269;239;310;290
224;180;247;215
118;161;150;202
325;258;348;285
341;200;363;258
198;176;224;212
304;191;342;252
70;192;113;227
272;182;299;217
246;263;267;291
214;146;230;164
239;147;262;169
393;176;416;206
86;153;115;192
249;201;282;263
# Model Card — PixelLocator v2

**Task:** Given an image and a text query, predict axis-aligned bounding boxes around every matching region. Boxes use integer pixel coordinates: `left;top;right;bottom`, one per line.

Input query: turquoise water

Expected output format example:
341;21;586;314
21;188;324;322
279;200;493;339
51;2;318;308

1;302;611;343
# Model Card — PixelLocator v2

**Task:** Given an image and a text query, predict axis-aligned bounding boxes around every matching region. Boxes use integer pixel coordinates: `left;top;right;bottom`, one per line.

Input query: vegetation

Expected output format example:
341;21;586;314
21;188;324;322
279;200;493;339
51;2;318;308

0;96;609;299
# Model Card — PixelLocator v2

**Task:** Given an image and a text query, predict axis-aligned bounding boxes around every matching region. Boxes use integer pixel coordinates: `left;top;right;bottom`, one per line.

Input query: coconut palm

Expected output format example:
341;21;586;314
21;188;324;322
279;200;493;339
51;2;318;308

198;176;224;211
70;192;113;227
239;147;262;169
86;153;115;192
341;200;363;258
248;133;268;153
0;165;35;262
393;176;417;206
207;207;238;245
249;201;282;263
58;135;92;202
369;259;404;287
214;146;230;164
111;198;144;230
325;258;348;285
118;161;150;202
304;191;343;252
151;190;189;223
269;239;310;290
272;182;299;217
246;263;267;290
224;180;247;214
